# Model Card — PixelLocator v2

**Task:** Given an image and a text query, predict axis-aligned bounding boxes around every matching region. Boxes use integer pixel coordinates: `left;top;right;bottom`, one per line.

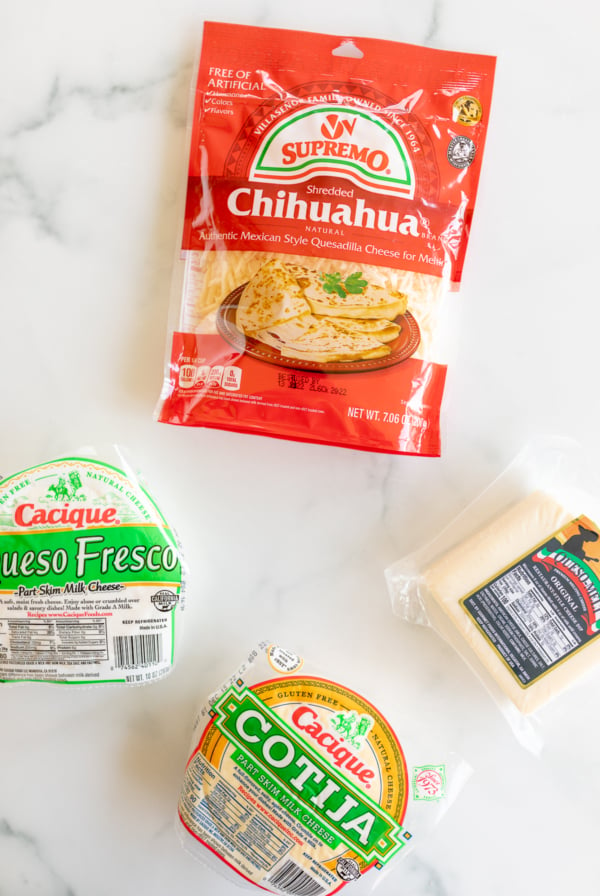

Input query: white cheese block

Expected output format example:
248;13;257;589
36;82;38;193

422;491;600;714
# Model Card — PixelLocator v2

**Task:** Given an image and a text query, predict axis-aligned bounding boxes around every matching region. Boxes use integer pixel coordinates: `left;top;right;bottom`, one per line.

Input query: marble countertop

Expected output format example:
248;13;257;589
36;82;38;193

1;1;599;894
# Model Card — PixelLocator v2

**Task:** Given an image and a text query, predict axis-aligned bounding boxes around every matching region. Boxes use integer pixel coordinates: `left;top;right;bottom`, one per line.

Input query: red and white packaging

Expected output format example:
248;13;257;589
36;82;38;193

156;22;495;455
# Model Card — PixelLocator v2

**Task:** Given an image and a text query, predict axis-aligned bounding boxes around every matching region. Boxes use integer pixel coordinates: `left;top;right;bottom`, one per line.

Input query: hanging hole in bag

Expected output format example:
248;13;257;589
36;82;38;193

332;39;364;58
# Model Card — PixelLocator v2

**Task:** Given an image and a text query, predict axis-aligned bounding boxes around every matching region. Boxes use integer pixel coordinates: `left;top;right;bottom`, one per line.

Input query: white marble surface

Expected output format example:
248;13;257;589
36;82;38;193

1;1;599;894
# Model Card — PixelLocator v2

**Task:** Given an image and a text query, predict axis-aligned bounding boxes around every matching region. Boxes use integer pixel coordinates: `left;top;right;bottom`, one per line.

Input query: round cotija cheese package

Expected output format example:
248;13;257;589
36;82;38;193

0;447;185;684
177;642;468;895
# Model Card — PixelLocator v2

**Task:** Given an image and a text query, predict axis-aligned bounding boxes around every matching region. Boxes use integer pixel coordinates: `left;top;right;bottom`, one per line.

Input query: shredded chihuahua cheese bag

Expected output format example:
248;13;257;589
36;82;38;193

0;447;185;684
177;642;468;894
157;22;495;455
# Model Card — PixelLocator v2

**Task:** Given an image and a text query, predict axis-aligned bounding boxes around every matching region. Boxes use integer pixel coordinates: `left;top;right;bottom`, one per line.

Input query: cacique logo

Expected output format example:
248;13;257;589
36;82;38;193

14;503;121;530
250;105;415;198
12;471;122;530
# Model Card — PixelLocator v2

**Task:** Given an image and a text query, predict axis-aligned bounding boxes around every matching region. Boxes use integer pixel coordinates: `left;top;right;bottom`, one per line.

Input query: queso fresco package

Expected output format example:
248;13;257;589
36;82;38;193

0;448;185;684
157;22;496;455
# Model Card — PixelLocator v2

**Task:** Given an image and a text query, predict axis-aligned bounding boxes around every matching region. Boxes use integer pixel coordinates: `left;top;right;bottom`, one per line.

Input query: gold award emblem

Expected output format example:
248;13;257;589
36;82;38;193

452;95;483;126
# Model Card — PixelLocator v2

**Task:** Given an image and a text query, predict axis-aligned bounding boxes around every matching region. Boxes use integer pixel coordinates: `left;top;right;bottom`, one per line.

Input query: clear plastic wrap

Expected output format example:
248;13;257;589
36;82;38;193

176;641;469;894
386;437;600;751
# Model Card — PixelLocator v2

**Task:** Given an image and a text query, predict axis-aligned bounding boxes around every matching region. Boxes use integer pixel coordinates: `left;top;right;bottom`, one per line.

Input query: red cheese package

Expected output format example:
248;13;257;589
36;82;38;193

156;22;495;455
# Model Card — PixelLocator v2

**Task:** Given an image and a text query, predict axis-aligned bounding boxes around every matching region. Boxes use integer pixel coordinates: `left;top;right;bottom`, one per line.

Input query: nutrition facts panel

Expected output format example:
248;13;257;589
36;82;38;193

462;542;598;686
491;568;579;664
0;618;108;664
179;753;293;872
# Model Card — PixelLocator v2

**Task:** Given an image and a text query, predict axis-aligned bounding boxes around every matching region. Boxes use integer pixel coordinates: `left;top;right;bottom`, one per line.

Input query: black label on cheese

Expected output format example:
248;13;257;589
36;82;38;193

461;516;600;688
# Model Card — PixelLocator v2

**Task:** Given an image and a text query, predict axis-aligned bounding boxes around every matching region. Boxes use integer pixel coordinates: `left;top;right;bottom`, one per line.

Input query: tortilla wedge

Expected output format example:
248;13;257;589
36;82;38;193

320;316;401;343
258;315;391;363
297;269;408;320
236;259;311;336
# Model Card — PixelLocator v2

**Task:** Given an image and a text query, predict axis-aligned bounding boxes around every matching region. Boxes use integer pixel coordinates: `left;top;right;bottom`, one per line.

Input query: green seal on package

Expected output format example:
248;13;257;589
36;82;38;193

0;452;184;684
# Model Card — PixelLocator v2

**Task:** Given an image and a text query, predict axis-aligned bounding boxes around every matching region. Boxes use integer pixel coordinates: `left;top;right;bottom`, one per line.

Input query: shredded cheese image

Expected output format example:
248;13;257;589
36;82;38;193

180;250;445;362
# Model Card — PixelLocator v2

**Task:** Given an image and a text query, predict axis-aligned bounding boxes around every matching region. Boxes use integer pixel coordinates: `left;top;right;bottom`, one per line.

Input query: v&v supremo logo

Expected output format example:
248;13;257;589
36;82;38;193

250;105;415;197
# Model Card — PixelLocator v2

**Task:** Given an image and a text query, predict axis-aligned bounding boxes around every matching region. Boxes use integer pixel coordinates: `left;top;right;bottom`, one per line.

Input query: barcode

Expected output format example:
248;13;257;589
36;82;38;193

268;860;326;896
113;634;162;668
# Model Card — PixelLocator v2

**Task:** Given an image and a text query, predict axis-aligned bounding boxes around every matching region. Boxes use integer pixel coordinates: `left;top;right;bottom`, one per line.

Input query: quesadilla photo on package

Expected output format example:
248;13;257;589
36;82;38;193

157;22;496;455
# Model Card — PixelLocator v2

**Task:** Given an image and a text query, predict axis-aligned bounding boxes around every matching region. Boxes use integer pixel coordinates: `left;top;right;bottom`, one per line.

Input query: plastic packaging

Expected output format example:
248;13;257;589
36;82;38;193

156;21;496;456
386;438;600;751
176;642;469;894
0;446;185;684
